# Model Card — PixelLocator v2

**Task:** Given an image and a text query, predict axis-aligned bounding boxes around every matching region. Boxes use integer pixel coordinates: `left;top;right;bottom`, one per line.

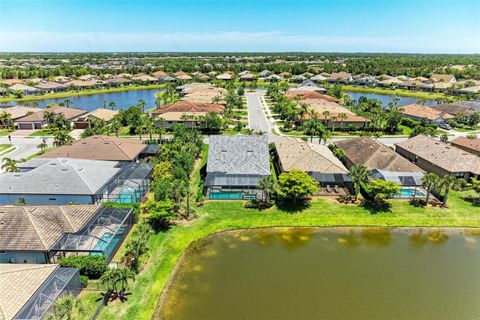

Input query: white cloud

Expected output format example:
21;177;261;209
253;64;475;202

1;31;478;53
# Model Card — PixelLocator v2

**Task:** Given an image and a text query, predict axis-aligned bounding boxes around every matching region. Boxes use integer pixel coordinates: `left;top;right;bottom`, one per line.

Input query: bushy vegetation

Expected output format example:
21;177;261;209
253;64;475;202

58;256;108;279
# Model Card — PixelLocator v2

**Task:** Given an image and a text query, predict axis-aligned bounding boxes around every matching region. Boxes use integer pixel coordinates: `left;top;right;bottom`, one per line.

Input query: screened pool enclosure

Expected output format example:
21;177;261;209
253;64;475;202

97;162;152;204
370;169;426;199
50;207;133;262
14;268;81;320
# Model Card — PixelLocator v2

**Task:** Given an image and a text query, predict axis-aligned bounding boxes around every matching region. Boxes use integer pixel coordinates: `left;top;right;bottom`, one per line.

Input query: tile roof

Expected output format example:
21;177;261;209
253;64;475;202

401;104;454;121
81;108;119;122
0;264;58;320
15;106;87;122
39;135;146;161
275;137;349;174
430;74;455;83
0;106;42;120
152;100;224;115
285;91;338;102
450;137;480;154
0;205;101;251
335;137;424;173
207;135;270;176
0;158;121;195
395;135;480;175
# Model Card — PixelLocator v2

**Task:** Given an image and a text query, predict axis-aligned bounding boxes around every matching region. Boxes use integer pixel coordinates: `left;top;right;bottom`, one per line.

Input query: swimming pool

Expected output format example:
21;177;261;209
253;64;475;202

396;189;426;198
209;191;244;200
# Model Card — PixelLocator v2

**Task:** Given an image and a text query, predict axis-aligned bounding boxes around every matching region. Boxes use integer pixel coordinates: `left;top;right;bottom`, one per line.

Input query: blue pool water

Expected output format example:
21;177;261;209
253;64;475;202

396;189;426;198
209;191;244;200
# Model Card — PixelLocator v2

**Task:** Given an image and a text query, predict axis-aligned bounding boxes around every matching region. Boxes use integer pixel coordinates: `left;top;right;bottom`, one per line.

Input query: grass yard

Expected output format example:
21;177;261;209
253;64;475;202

0;129;13;136
0;144;12;154
86;190;480;320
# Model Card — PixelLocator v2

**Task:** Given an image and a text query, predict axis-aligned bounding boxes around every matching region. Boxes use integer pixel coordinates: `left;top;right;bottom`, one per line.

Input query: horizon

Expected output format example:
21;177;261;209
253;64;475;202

1;0;479;54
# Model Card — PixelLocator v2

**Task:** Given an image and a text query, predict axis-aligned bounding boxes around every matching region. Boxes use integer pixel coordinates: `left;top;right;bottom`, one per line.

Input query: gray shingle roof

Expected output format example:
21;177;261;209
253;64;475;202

0;158;121;195
207;135;270;176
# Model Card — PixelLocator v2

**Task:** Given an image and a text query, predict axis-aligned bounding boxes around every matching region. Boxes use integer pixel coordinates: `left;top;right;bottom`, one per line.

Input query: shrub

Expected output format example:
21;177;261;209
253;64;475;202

58;256;108;279
80;275;89;288
400;117;419;128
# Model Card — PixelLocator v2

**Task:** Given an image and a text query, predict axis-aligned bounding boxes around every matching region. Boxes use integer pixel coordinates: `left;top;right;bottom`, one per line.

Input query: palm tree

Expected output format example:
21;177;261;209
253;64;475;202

102;100;107;109
63;99;72;108
303;117;322;142
53;130;74;147
348;164;369;202
421;173;440;205
36;137;48;153
258;176;275;202
1;158;20;172
109;101;117;110
322;111;331;127
46;295;83;320
338;112;347;130
330;116;338;132
137;99;147;113
440;175;461;206
317;126;331;144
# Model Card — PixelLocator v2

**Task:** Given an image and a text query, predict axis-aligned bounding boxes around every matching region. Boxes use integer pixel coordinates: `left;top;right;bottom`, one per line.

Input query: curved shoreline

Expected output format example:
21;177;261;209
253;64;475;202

153;225;480;319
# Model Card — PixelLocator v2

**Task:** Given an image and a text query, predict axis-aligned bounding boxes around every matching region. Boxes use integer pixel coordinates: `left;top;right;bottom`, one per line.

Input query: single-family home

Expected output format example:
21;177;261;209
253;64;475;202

335;137;425;197
35;81;67;93
290;75;307;83
431;100;480;117
8;84;41;95
328;72;353;83
450;137;480;155
275;137;351;194
0;205;133;264
39;135;147;162
395;135;480;179
152;100;224;128
266;74;283;82
429;74;456;84
400;104;454;124
0;106;42;126
205;135;270;200
0;158;152;205
216;73;233;81
0;264;81;319
73;108;119;129
14;106;87;130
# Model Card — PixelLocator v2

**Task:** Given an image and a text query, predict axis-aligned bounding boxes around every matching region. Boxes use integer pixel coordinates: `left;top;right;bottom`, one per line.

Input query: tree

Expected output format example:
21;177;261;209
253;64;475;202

141;199;176;230
63;99;72;108
348;164;369;201
337;112;347;130
471;178;480;202
440;175;462;206
327;84;342;99
421;173;440;205
440;133;449;143
53;130;74;147
366;179;400;204
151;161;173;182
137;99;147;113
258;176;276;202
36;137;48;153
109;101;117;110
199;111;222;133
45;295;83;320
278;169;318;203
303;117;322;142
100;267;135;303
0;112;14;129
1;157;20;172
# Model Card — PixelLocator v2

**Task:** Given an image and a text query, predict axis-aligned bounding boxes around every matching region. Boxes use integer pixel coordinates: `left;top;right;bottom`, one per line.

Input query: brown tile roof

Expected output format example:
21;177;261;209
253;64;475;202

35;81;66;90
275;137;349;174
335;137;424;172
0;106;42;120
0;205;100;252
451;137;480;154
401;104;454;121
285;91;339;102
81;108;119;122
157;112;209;121
329;72;352;81
40;135;146;161
152;71;168;77
152;100;224;115
430;74;455;83
0;264;59;320
15;106;87;122
395;135;480;175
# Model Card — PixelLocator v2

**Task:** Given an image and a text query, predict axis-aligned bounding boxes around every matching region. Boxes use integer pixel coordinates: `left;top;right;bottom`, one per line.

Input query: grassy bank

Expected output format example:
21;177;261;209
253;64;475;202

0;144;12;154
0;84;166;103
85;190;480;320
342;85;446;100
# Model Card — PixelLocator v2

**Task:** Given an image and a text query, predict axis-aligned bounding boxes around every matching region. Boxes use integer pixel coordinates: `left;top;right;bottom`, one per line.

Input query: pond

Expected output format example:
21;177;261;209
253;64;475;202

1;88;164;112
344;91;437;107
157;228;480;320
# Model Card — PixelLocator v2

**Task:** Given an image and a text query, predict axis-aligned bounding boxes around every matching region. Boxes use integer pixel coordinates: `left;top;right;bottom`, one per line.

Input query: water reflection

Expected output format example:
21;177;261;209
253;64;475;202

253;228;315;251
337;228;392;249
409;229;449;247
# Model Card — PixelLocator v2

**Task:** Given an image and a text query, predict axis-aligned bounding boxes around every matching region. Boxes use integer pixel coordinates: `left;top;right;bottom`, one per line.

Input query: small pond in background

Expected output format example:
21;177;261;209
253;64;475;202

344;91;437;107
157;228;480;320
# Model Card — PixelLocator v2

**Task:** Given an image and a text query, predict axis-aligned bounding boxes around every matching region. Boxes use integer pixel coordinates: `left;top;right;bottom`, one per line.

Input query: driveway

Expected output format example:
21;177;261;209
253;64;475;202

69;129;85;140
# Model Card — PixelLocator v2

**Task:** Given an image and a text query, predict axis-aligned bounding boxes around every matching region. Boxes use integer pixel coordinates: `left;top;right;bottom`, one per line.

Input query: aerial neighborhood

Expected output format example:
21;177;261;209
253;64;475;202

0;52;480;320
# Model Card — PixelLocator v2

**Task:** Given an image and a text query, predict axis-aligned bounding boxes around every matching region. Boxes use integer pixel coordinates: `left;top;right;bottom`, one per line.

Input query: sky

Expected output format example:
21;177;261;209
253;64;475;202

1;0;479;53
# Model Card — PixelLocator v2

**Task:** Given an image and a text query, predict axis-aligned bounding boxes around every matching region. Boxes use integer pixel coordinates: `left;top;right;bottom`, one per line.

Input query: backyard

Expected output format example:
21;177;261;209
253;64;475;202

83;190;480;320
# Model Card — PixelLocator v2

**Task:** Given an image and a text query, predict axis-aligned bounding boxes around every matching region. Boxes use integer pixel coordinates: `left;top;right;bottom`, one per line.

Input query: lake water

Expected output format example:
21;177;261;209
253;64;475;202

344;91;437;107
1;88;163;112
1;88;436;112
157;228;480;320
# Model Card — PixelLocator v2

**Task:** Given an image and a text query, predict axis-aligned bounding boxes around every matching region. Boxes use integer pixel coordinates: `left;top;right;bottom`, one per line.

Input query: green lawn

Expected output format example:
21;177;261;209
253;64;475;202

86;190;480;320
0;129;13;136
0;144;12;154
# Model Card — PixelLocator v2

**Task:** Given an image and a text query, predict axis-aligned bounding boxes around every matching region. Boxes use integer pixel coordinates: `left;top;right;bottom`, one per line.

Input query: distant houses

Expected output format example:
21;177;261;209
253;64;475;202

205;135;270;200
14;106;87;130
395;135;480;179
400;104;454;124
151;100;224;128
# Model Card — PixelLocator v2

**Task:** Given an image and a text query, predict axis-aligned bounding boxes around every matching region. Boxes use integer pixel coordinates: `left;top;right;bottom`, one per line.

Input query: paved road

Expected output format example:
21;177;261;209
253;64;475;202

0;136;53;171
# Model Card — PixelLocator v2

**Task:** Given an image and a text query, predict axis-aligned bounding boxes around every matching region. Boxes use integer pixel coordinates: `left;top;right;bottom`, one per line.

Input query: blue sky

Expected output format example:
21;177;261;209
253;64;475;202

1;0;479;53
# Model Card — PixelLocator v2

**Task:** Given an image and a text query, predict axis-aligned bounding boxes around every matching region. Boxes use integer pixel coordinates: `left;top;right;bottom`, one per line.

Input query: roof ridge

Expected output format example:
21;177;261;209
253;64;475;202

58;206;76;233
23;208;49;250
63;161;99;193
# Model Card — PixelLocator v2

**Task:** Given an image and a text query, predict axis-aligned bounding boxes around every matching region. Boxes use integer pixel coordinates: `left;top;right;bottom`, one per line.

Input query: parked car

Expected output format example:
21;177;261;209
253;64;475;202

439;123;452;130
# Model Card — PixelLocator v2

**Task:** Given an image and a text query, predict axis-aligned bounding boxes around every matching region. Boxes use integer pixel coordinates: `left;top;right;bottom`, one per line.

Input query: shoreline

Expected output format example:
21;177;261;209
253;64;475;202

154;225;480;319
342;85;446;100
0;84;166;104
